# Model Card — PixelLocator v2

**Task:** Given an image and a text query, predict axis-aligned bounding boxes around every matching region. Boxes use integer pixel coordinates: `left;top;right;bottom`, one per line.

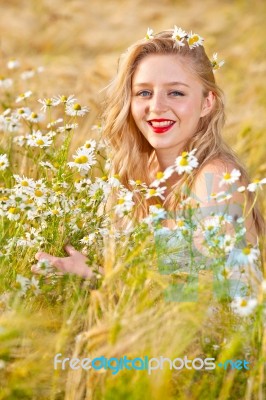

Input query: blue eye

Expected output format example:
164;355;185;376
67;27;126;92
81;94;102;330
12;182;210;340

137;90;151;97
170;91;184;96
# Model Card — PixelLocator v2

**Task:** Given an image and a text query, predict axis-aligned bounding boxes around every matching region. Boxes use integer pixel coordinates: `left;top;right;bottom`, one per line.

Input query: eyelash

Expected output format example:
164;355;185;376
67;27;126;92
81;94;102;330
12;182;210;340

136;90;185;97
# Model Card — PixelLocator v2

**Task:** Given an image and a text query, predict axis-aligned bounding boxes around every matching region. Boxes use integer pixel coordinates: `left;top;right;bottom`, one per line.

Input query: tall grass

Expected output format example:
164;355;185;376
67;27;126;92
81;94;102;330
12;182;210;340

0;1;266;399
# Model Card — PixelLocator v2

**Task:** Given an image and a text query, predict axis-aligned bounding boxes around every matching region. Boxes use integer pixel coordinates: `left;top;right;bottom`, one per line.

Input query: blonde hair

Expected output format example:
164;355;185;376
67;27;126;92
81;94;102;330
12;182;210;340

102;30;265;236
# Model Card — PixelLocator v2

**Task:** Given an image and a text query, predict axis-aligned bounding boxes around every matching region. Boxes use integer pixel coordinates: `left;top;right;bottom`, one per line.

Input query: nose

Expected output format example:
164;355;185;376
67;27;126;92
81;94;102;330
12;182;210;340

147;91;168;114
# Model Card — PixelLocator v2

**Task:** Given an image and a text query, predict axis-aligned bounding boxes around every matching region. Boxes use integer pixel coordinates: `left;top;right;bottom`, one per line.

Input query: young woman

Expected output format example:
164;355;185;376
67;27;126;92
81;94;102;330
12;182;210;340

32;28;264;289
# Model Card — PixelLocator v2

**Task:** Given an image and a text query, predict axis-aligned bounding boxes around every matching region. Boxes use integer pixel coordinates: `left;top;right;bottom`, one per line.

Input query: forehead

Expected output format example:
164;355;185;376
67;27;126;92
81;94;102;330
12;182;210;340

132;54;196;85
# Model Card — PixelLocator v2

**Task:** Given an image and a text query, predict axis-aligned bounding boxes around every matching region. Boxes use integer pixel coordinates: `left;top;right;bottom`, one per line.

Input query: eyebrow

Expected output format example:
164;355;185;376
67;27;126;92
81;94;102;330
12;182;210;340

132;81;190;88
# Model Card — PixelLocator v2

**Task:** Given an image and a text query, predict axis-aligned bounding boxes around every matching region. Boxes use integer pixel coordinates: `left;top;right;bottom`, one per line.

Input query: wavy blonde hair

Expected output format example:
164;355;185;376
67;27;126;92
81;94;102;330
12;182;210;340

102;30;264;236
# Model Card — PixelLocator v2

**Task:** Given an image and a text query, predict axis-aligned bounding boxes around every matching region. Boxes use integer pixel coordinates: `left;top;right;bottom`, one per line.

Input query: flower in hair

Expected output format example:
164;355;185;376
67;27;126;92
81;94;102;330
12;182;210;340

145;28;154;40
172;25;187;47
187;31;204;49
211;53;225;72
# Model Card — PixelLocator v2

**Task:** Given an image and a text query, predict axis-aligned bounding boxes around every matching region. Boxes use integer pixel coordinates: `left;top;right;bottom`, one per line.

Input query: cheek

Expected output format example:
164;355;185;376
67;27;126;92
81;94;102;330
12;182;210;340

131;101;144;121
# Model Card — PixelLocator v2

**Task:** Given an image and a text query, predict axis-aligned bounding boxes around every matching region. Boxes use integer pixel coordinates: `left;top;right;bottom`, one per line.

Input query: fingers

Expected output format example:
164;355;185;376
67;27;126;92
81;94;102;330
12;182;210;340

35;251;57;263
64;244;77;256
34;251;66;274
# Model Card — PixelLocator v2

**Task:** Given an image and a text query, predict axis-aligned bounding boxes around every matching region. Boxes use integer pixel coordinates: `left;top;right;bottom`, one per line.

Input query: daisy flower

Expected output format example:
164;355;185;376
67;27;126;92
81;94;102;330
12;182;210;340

219;169;241;187
235;246;260;266
65;103;89;117
16;274;30;295
145;186;167;200
91;123;103;134
108;175;122;188
129;179;148;191
47;118;64;128
218;234;236;253
247;178;266;192
0;154;9;171
142;204;167;226
0;77;13;89
20;69;35;80
57;123;79;133
74;178;92;192
52;94;76;105
150;166;174;187
14;107;31;119
6;207;21;221
38;97;58;112
114;190;135;217
211;53;225;72
216;193;232;203
13;175;35;191
7;59;20;69
81;139;97;151
26;112;45;123
145;28;154;40
187;32;204;49
231;297;258;317
174;149;199;174
27;131;53;148
172;26;187;47
68;148;97;172
39;161;57;172
13;135;26;147
15;90;32;103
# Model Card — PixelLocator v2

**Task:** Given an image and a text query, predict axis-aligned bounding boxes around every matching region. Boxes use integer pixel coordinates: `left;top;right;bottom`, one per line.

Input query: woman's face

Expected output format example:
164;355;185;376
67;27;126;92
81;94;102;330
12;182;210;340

131;54;214;167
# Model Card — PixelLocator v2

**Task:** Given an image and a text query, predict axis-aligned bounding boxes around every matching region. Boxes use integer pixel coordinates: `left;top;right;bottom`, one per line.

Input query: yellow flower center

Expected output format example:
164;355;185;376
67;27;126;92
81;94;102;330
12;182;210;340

30;113;38;119
60;95;67;102
35;190;43;197
180;158;189;166
242;247;251;255
118;199;125;204
36;139;44;145
135;180;142;185
8;207;20;214
188;35;199;45
223;173;231;180
45;99;53;106
149;189;156;195
253;179;260;183
240;299;247;307
113;174;120;179
52;209;59;215
75;155;88;164
156;171;164;179
101;176;108;181
21;181;29;186
177;220;184;227
73;103;81;111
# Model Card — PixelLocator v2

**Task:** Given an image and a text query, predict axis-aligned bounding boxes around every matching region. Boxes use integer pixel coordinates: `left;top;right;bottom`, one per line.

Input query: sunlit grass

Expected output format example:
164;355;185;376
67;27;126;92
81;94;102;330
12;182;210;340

0;1;266;399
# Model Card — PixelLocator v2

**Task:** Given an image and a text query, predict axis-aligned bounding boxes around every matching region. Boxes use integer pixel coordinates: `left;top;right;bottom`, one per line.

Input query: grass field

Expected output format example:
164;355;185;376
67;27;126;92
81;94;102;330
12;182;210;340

0;1;266;399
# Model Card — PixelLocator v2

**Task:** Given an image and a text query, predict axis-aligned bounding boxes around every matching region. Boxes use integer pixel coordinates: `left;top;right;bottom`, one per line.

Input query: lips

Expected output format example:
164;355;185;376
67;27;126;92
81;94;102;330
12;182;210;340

147;119;175;134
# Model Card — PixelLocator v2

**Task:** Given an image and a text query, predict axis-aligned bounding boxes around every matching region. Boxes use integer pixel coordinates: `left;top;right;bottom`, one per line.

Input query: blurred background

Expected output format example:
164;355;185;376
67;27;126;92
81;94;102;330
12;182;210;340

1;0;265;176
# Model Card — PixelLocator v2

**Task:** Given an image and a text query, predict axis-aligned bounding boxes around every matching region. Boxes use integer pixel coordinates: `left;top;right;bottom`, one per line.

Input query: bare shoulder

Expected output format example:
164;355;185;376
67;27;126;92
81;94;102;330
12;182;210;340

192;158;242;201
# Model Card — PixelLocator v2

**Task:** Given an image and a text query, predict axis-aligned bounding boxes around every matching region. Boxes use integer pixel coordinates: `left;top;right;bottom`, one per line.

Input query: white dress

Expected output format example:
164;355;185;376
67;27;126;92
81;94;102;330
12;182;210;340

154;226;262;301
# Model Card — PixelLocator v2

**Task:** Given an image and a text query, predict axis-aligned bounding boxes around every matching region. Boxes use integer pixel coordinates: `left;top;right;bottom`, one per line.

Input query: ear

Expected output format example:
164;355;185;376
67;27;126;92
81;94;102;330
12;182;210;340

200;91;215;118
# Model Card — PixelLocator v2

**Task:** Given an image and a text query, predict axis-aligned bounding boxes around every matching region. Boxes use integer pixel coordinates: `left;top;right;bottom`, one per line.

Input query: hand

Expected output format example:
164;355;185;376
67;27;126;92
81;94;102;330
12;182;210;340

32;244;100;279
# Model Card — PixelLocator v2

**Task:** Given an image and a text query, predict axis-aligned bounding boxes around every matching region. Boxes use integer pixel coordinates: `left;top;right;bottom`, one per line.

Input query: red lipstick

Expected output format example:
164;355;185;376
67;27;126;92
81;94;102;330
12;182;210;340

147;119;175;134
